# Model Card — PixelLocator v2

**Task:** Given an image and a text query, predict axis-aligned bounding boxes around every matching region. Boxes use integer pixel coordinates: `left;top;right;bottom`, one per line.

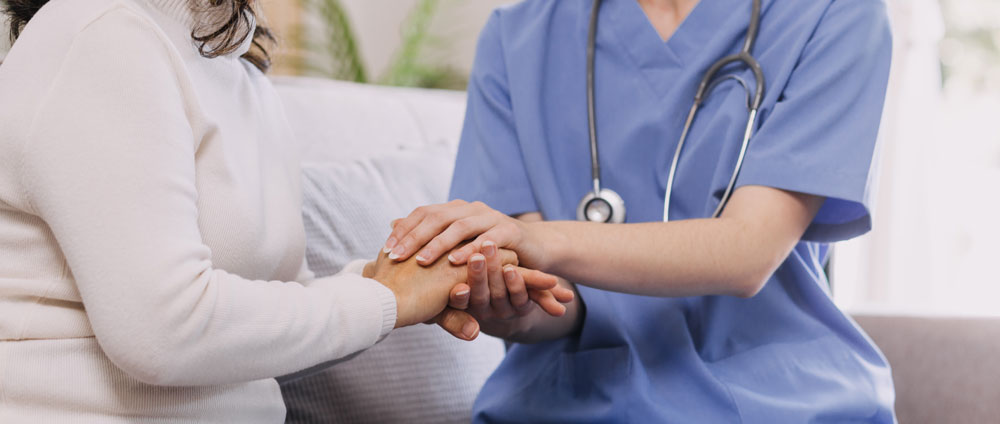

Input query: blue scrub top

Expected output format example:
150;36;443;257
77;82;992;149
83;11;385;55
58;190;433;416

449;0;896;422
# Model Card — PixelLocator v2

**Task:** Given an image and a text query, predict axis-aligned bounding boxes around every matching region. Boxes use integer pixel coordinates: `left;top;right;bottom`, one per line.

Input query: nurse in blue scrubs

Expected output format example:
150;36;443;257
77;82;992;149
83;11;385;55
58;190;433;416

383;0;896;421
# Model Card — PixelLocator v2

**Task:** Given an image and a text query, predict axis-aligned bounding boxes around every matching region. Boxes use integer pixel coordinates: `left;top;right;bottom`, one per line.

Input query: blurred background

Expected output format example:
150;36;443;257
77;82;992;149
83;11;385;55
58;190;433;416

1;0;998;316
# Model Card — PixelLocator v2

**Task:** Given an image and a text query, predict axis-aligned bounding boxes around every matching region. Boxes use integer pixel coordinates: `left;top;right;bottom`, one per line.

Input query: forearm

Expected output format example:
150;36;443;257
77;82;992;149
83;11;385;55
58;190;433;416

535;218;772;297
523;187;822;298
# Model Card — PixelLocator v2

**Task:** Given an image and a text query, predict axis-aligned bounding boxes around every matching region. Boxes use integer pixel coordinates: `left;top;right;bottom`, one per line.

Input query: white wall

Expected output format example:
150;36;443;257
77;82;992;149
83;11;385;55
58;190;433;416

336;0;514;78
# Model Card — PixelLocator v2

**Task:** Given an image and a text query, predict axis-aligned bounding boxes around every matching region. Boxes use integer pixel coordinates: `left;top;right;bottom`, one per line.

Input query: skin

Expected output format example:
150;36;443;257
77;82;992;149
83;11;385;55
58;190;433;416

360;246;568;340
637;0;701;41
450;213;584;343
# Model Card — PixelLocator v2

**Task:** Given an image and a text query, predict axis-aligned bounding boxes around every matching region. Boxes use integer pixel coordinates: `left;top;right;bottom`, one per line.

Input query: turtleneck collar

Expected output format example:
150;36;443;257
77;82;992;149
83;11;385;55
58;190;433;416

145;0;256;58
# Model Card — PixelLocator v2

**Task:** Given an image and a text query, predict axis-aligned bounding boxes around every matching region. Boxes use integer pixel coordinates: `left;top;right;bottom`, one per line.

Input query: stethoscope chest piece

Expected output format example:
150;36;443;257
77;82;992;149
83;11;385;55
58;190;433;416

577;188;626;223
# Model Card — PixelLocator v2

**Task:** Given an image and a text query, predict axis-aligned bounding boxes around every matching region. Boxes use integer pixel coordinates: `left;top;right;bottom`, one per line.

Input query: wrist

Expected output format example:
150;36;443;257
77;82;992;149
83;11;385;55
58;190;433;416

362;261;376;279
362;262;407;328
528;221;568;273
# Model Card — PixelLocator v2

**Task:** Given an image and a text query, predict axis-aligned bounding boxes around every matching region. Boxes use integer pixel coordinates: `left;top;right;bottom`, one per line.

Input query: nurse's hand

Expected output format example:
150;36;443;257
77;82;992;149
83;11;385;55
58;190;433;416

382;200;549;269
363;247;515;330
450;242;574;320
447;243;579;341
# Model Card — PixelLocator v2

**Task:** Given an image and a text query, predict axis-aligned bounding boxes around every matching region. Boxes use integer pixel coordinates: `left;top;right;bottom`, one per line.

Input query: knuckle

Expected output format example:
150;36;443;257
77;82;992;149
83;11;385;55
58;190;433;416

451;218;470;233
399;236;417;251
425;211;444;226
425;238;444;253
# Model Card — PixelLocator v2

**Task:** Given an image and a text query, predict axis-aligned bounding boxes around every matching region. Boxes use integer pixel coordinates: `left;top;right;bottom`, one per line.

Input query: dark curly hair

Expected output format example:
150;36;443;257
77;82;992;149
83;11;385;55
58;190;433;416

3;0;275;72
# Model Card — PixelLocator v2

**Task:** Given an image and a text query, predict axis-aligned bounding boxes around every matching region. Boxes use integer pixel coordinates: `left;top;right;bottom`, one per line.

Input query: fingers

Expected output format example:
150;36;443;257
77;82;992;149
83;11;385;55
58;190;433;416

518;268;558;290
467;254;490;312
384;201;471;262
484;241;517;319
448;283;471;310
529;288;567;317
384;200;494;263
415;214;496;265
497;249;520;267
503;265;531;313
447;224;517;265
433;308;480;341
550;284;576;303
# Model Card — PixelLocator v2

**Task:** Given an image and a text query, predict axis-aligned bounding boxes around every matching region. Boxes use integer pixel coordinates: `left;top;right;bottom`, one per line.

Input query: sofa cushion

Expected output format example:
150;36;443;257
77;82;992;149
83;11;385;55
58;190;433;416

853;314;1000;424
272;76;466;164
281;143;505;424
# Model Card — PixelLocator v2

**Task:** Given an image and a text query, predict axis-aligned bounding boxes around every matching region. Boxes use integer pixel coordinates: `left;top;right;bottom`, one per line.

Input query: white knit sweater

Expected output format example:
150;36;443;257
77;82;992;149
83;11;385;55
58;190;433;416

0;0;397;421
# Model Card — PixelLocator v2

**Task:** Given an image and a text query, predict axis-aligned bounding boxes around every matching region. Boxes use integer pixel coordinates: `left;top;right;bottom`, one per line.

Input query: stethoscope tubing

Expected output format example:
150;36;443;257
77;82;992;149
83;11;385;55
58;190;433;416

586;0;603;195
582;0;765;223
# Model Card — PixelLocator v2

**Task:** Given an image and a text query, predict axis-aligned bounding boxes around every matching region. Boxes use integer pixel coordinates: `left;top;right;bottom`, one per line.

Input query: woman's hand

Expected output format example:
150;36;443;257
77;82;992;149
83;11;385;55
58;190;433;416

382;200;550;269
362;248;504;329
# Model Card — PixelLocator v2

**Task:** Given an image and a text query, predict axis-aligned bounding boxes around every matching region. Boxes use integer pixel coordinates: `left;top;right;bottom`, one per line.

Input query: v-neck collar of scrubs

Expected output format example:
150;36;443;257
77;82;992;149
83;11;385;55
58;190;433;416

599;0;725;70
585;0;739;100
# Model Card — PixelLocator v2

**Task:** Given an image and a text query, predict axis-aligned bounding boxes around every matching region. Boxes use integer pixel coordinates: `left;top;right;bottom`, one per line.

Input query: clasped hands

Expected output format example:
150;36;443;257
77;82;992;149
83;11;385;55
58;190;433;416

363;200;573;341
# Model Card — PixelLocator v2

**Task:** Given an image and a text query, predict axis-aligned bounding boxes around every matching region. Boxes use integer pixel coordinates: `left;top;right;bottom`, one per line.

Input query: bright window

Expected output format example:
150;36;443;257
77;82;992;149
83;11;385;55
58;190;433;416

832;0;1000;316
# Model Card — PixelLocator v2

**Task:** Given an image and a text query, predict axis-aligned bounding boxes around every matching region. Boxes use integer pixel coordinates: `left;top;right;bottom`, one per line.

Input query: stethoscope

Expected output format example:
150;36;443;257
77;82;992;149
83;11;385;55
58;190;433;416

576;0;766;223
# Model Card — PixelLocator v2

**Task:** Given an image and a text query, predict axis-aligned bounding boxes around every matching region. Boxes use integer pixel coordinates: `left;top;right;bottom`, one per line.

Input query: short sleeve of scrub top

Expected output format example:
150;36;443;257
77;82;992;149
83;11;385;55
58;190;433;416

448;10;539;216
735;2;892;242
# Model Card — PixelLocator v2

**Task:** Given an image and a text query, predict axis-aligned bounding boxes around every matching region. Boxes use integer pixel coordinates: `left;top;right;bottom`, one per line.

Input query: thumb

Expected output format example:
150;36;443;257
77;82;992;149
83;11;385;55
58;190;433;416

433;308;480;341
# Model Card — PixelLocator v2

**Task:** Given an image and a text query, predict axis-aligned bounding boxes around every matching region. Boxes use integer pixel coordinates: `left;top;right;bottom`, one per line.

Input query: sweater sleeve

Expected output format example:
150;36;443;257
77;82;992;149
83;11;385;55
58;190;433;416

18;8;396;387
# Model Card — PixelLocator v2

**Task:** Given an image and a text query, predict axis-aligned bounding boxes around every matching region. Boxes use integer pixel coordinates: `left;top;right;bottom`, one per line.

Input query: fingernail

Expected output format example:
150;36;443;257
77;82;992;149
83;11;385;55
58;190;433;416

503;265;516;279
462;321;478;339
470;255;485;271
389;245;404;260
388;252;400;260
456;289;470;297
482;241;496;257
447;254;459;263
383;237;397;252
415;254;428;263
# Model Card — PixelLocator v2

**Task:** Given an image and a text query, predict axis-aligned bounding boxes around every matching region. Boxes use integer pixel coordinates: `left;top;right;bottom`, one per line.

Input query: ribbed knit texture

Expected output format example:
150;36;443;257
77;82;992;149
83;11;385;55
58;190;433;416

0;0;396;422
